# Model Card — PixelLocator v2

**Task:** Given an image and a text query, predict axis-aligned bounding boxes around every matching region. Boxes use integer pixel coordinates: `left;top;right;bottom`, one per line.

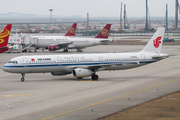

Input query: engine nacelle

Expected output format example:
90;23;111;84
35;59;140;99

73;68;93;78
48;45;59;51
51;72;71;76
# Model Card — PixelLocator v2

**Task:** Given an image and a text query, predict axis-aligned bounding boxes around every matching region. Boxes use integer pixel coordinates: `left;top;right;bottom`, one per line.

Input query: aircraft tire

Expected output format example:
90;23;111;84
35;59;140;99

63;49;68;52
91;75;98;80
21;78;25;82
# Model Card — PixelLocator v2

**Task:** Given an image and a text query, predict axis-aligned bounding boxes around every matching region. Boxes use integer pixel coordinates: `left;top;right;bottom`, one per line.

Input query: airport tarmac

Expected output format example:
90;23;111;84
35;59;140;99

0;45;180;120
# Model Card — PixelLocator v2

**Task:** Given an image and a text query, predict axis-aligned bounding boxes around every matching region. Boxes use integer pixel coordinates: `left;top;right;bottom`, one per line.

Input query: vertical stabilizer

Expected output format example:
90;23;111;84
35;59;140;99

0;24;12;47
64;23;77;36
141;28;165;53
94;24;111;39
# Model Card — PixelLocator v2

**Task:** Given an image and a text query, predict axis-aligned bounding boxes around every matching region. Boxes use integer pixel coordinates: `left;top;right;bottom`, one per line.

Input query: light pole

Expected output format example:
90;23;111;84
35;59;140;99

49;9;53;28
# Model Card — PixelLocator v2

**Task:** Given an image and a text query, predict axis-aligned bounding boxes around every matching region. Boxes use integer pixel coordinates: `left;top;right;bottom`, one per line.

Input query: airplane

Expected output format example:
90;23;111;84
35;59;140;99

33;23;77;51
0;24;12;53
33;24;112;52
2;28;168;82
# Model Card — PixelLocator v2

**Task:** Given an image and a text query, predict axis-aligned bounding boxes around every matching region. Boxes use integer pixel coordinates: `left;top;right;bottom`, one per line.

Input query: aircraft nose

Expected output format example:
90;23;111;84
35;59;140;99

2;64;11;72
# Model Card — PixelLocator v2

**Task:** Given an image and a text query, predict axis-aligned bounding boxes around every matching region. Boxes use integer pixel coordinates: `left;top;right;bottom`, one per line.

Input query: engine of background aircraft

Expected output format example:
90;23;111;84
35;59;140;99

48;45;59;51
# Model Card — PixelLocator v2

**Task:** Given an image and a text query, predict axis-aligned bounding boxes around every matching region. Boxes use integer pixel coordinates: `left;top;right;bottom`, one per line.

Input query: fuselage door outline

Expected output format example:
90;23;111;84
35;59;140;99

22;58;28;67
57;56;62;66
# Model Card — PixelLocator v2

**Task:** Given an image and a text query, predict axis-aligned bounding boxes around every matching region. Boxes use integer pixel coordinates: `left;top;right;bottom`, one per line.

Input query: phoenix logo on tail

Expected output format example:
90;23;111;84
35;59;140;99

64;23;77;36
153;36;162;48
101;28;109;37
0;24;12;53
0;39;4;44
69;28;76;35
94;24;111;39
0;29;10;43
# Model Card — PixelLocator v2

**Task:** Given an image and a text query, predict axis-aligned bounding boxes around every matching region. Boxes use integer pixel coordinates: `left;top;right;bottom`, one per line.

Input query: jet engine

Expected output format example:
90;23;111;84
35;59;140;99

73;68;93;78
48;45;59;51
51;72;71;76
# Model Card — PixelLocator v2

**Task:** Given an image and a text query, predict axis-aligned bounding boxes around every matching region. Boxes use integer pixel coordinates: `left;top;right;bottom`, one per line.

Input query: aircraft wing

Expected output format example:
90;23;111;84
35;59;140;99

56;42;73;48
69;62;138;71
81;63;123;71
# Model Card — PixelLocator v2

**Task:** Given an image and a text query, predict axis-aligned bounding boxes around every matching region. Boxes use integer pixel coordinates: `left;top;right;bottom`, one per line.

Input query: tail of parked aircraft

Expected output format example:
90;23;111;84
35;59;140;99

141;28;165;53
64;23;77;36
0;24;12;47
94;24;111;39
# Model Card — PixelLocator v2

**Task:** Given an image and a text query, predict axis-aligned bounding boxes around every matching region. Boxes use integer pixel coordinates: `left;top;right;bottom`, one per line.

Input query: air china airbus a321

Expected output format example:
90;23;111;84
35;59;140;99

33;24;112;52
0;24;12;53
2;28;168;82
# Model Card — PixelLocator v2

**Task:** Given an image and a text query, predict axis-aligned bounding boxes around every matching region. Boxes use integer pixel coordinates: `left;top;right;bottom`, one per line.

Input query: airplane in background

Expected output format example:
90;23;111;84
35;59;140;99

33;23;77;52
63;23;77;36
0;24;12;53
33;24;112;52
2;28;168;82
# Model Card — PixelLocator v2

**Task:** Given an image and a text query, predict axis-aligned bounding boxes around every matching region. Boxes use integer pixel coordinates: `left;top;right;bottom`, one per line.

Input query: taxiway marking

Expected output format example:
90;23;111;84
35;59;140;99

2;94;32;97
41;78;180;120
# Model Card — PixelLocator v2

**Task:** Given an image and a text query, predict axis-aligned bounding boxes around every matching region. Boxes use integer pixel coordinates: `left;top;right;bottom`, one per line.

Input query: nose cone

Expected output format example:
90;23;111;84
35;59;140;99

2;64;11;73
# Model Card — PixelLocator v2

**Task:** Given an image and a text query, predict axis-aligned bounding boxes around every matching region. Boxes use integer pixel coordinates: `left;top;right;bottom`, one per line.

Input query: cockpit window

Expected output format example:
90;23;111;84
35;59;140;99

8;61;18;64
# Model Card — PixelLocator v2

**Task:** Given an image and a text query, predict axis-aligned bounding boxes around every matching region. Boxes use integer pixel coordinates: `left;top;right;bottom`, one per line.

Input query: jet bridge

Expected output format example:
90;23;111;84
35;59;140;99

21;35;38;52
23;35;38;46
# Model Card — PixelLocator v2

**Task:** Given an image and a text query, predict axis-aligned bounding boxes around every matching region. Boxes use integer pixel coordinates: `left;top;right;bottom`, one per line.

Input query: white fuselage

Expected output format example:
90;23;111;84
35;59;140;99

2;27;168;81
2;51;162;74
34;36;112;48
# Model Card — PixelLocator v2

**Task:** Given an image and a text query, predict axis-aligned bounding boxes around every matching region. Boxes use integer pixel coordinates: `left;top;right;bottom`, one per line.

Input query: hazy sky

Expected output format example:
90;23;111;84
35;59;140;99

0;0;176;17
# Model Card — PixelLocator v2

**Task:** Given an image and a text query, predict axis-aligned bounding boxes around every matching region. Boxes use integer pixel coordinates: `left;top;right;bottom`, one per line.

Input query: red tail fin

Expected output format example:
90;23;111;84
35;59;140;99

94;24;111;39
64;23;77;36
0;24;12;47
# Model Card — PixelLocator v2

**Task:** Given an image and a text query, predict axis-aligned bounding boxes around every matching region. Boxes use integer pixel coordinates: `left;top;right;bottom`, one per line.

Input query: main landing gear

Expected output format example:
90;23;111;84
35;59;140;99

21;73;25;82
77;48;83;52
63;48;68;52
91;74;99;80
91;68;98;80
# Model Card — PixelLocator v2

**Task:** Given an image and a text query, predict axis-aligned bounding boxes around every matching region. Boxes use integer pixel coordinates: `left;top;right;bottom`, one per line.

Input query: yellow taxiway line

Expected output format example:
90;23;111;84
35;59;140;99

41;78;180;120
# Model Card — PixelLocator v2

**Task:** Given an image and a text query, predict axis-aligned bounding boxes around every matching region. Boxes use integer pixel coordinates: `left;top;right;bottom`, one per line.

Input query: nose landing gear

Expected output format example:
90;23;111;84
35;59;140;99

21;73;25;82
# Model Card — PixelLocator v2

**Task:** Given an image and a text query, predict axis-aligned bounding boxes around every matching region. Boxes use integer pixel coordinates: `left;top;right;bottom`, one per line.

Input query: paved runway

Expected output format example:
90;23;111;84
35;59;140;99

0;45;180;120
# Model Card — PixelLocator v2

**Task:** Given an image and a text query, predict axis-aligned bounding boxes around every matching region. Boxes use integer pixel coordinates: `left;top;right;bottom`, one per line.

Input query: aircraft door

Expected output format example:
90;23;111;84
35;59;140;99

99;57;103;65
32;37;38;45
22;58;28;67
57;56;62;66
140;54;146;63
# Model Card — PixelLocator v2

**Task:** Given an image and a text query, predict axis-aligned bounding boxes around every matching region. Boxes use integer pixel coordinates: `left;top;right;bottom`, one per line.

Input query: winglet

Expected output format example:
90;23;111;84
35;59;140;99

141;28;165;53
64;23;77;36
0;24;12;47
94;24;111;39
